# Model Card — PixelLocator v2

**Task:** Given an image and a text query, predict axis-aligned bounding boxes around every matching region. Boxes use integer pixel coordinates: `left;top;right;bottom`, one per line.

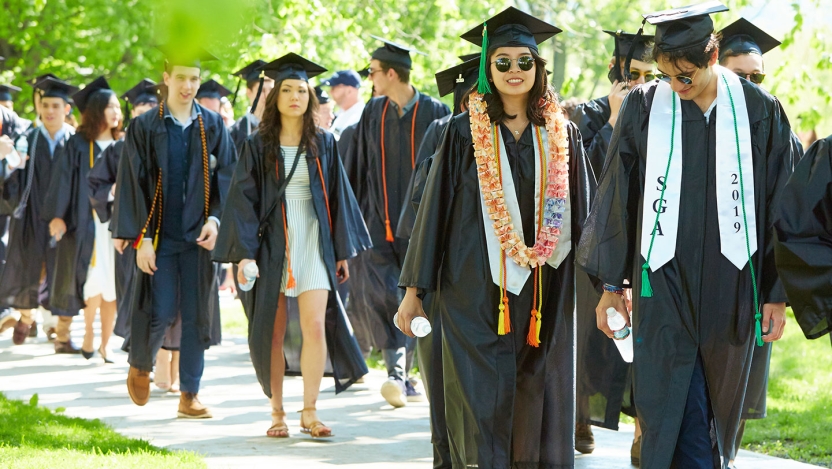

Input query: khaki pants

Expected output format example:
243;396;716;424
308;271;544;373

55;316;73;343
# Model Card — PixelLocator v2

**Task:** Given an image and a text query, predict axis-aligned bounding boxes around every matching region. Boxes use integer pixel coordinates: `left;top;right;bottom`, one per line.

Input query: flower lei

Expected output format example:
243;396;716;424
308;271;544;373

469;91;570;269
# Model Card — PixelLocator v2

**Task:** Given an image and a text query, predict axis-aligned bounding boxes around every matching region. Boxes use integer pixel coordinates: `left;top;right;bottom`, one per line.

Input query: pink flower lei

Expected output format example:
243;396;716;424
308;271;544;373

468;91;570;269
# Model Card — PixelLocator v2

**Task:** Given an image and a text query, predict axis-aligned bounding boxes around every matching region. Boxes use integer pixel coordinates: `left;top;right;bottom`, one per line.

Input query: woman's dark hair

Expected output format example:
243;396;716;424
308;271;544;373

478;48;554;126
259;78;320;161
77;89;123;141
649;32;722;70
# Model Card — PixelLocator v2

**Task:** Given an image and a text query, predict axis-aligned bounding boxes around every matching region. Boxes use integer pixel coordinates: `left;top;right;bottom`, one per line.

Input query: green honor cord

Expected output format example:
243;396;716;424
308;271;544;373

641;92;677;298
722;74;763;347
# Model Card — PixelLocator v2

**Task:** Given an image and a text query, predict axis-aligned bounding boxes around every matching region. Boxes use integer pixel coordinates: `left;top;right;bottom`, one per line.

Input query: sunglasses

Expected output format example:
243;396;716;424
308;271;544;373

740;73;766;85
656;67;701;86
492;56;535;73
627;70;656;81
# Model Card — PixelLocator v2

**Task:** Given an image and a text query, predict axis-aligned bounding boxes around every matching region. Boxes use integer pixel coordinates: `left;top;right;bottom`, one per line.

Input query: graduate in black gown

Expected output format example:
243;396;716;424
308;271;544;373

0;77;78;350
195;79;231;114
571;27;655;462
111;46;236;417
774;133;832;342
213;53;370;438
45;76;123;363
398;8;594;468
345;36;449;407
576;3;798;467
717;17;803;462
229;60;275;152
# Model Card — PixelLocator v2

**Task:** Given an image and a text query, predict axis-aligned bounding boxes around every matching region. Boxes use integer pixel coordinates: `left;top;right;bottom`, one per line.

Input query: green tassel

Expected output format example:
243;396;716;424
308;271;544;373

755;313;763;347
477;22;492;95
640;262;653;298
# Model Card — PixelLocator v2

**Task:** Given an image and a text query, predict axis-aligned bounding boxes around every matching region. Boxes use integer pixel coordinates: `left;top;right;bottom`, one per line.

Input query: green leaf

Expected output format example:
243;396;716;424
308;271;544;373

28;394;38;407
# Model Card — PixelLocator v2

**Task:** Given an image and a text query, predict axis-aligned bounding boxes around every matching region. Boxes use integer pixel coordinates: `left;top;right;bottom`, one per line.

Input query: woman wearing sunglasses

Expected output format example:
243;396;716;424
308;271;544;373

214;53;370;439
397;7;594;468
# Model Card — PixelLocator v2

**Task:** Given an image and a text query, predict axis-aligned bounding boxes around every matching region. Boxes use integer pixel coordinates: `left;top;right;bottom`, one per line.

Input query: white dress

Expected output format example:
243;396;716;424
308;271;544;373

280;146;331;297
83;139;117;302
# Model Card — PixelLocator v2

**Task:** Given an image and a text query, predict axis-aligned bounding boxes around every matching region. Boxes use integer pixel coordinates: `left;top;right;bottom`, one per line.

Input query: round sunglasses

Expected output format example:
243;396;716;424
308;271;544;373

627;70;656;82
740;73;766;84
656;67;702;86
492;56;535;73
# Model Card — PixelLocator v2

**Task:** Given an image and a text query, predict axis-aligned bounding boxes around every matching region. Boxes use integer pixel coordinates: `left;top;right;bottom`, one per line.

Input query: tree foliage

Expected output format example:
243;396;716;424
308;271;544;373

1;0;828;134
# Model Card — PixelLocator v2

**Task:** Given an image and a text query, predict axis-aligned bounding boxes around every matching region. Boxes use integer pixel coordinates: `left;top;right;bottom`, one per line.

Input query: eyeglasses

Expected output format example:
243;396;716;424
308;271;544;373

366;68;383;77
628;70;656;82
656;67;701;86
740;73;766;84
492;56;535;73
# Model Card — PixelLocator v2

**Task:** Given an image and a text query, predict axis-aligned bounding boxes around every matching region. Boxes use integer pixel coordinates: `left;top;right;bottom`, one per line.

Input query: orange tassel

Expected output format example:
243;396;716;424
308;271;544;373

503;297;511;333
385;220;394;242
286;267;297;289
133;234;144;249
527;310;540;347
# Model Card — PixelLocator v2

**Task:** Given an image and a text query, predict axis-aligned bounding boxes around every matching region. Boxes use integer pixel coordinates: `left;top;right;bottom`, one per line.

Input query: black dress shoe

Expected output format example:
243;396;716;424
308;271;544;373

81;349;94;360
98;346;113;364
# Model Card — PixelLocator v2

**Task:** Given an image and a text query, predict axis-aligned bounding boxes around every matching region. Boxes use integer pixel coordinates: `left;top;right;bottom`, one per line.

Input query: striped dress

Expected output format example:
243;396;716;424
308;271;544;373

280;146;331;296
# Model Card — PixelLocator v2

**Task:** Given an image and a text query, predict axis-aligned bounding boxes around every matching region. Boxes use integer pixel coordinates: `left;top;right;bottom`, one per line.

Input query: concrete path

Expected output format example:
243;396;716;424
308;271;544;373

0;305;822;469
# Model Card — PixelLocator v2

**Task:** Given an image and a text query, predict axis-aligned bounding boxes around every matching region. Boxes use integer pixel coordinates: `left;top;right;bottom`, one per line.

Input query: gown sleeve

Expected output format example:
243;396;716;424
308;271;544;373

88;140;122;223
760;99;798;305
576;91;644;288
111;119;151;240
774;135;832;339
574;99;612;179
324;132;372;261
43;138;78;231
209;122;238;221
213;138;262;263
398;116;463;293
396;118;445;239
343;105;372;203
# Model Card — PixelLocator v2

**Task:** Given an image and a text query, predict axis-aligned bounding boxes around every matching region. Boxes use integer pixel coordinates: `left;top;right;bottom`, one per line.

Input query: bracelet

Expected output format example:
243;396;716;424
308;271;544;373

603;284;625;295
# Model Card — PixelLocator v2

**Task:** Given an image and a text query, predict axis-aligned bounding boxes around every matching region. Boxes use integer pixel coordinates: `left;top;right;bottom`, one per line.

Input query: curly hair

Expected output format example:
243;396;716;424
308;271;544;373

77;89;123;141
477;48;557;126
259;79;320;163
649;33;722;70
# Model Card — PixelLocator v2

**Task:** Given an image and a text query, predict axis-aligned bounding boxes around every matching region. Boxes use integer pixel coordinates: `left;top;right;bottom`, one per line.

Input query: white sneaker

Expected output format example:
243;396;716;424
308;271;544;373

380;378;407;408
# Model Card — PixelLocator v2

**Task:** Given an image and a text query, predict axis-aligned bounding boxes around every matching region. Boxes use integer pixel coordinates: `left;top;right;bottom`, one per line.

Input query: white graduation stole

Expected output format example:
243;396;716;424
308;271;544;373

478;125;572;295
641;65;756;272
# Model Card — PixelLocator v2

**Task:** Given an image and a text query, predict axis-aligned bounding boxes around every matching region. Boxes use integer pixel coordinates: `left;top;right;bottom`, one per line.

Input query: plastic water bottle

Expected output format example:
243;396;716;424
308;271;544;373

6;138;25;168
393;312;432;337
238;262;259;292
606;307;633;363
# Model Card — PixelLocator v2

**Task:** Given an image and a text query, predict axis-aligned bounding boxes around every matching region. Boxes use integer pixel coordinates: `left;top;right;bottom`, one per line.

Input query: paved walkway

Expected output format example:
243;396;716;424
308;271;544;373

0;307;822;469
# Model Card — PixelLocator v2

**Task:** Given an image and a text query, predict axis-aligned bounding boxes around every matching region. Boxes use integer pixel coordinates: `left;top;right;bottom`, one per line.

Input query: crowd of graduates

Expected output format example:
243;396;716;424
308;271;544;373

1;1;831;468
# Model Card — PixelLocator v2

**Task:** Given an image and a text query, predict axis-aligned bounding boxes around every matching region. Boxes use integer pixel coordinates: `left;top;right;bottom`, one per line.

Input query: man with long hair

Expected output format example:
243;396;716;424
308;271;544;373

112;46;236;418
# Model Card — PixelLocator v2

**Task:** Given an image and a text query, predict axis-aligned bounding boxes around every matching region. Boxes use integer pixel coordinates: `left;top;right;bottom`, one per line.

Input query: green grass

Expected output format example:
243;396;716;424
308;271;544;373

742;310;832;467
0;393;205;469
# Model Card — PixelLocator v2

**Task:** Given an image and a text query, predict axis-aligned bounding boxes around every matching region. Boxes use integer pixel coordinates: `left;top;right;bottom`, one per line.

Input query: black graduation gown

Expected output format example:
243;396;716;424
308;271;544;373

213;130;372;397
576;80;796;468
229;113;259;152
774;134;832;341
571;94;636;429
345;92;450;351
111;103;235;362
400;112;594;469
0;124;73;310
42;134;107;312
0;106;30;283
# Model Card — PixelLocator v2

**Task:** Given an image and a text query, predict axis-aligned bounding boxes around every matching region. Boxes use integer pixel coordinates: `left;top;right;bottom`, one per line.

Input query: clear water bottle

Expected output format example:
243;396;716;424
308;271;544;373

606;307;633;363
393;312;432;337
238;262;259;292
6;137;25;168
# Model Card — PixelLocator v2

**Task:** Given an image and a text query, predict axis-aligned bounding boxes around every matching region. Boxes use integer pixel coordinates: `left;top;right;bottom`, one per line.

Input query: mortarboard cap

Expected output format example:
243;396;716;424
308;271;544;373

0;84;22;102
34;76;79;103
71;76;111;113
461;7;561;54
315;86;330;104
321;70;362;88
28;73;59;87
121;78;158;106
645;1;728;53
196;79;232;100
262;53;327;83
458;53;481;62
234;60;268;82
157;44;218;69
436;56;480;115
369;36;423;70
604;30;655;63
719;17;781;59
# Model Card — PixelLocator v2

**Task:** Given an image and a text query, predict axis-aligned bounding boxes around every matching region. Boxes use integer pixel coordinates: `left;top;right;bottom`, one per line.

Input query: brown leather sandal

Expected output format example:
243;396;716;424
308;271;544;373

267;410;289;438
300;407;333;438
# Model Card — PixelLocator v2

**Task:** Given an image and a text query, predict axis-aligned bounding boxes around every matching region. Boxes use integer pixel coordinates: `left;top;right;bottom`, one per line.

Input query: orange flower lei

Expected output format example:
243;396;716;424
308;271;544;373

469;91;570;269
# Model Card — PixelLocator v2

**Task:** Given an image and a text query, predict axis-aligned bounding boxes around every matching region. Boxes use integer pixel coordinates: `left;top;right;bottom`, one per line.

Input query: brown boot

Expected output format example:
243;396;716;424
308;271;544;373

177;392;212;419
28;320;38;337
54;340;81;354
575;423;596;454
631;435;642;467
127;366;151;406
12;320;32;345
45;327;57;341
